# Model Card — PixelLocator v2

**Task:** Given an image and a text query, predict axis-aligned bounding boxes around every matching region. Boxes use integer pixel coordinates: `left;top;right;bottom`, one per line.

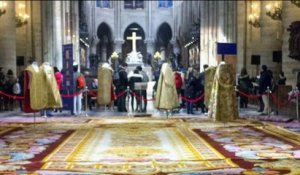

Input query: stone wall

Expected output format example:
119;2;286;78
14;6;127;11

237;0;300;88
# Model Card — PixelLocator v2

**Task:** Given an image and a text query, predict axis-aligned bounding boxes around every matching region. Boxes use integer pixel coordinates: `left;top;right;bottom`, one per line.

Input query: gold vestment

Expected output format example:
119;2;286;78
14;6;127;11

40;64;63;108
97;65;113;105
204;66;217;107
155;63;179;110
208;63;238;122
25;64;47;110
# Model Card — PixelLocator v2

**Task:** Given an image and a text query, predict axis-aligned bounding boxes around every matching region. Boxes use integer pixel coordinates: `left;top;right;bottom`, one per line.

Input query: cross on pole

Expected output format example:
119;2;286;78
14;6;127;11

126;32;142;52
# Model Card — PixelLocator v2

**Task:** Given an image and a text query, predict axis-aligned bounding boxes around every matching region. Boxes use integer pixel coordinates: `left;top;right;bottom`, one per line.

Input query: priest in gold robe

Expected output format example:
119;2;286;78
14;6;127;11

25;62;47;110
155;63;179;110
208;62;238;122
97;63;113;106
40;62;62;108
204;66;217;107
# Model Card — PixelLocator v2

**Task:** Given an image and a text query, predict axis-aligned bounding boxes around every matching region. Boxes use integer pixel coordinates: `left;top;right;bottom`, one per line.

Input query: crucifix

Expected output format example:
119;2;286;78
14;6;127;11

126;32;142;52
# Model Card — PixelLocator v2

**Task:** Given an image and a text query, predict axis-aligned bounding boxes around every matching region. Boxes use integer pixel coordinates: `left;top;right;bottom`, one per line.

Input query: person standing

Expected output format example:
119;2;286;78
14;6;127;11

54;67;63;112
136;65;149;112
258;65;271;115
185;67;197;114
128;69;143;112
4;69;16;111
72;64;85;116
278;71;286;85
238;68;252;108
117;63;128;112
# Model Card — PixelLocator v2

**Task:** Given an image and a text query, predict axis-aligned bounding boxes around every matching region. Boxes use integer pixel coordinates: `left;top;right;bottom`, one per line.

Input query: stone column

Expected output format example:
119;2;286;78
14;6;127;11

90;35;98;55
0;1;16;73
260;1;282;77
101;39;108;62
71;1;80;66
113;39;123;69
54;1;63;70
160;46;166;61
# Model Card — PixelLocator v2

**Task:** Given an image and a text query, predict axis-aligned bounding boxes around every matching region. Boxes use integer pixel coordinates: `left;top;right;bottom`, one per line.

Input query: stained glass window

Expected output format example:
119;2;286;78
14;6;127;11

158;0;172;8
96;0;110;8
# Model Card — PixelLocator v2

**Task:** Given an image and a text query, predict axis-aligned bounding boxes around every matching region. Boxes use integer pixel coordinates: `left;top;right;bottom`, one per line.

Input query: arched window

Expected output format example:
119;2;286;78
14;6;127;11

96;0;110;8
158;0;172;8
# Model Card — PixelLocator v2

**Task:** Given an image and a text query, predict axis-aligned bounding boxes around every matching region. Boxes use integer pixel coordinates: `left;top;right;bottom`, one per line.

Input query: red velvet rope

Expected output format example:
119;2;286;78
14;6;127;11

0;91;24;100
270;93;294;108
130;91;156;101
61;90;83;98
237;90;262;100
115;90;127;99
179;93;205;103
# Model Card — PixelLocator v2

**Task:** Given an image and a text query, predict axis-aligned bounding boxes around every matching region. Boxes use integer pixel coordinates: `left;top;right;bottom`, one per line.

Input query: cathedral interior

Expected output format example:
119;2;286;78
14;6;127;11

0;0;300;174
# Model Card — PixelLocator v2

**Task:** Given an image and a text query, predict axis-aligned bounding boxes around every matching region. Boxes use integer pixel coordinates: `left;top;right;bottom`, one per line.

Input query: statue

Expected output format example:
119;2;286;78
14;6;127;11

288;21;300;61
126;32;143;65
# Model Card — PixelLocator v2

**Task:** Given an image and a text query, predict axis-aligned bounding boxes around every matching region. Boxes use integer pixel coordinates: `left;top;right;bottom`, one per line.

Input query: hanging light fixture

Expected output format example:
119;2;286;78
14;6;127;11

15;3;29;28
0;1;7;17
291;0;300;7
265;2;282;20
248;3;261;28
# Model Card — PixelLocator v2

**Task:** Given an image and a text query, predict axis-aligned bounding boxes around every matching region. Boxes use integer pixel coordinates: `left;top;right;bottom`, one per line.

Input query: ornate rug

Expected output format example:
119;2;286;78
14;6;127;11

0;117;299;174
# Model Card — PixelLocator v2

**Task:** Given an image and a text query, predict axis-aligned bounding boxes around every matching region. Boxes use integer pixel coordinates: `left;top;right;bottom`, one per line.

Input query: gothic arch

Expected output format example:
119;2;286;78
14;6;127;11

97;22;112;41
121;22;145;39
96;22;113;63
122;23;146;62
155;22;173;61
155;22;173;47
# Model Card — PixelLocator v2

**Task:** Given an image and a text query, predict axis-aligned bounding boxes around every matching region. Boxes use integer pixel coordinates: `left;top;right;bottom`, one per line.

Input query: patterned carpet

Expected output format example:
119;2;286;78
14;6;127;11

0;117;299;174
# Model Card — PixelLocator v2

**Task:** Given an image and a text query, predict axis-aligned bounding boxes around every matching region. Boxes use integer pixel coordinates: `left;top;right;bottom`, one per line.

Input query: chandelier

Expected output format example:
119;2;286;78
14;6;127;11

0;1;7;17
291;0;300;7
248;3;260;28
265;2;282;20
15;3;29;28
248;14;260;28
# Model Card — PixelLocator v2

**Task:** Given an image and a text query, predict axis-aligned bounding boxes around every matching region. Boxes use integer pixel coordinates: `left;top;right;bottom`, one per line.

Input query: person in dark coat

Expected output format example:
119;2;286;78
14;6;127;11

185;68;197;114
128;69;143;112
238;68;252;108
259;65;272;115
278;72;286;85
117;63;128;112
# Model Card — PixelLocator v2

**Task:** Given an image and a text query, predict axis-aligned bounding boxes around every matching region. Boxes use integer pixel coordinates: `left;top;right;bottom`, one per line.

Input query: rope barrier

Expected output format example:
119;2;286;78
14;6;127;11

0;91;24;100
61;90;83;98
237;90;262;100
1;88;298;109
270;93;294;108
115;90;127;99
179;93;205;103
130;91;156;101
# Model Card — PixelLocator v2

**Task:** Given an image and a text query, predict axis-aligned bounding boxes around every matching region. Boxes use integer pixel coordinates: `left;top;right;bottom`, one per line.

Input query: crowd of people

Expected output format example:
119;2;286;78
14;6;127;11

1;62;300;116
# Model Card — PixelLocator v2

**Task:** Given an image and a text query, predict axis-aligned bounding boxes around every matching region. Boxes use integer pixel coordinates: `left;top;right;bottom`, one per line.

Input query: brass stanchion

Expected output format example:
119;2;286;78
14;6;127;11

267;86;271;117
84;87;89;117
296;87;299;121
126;87;131;117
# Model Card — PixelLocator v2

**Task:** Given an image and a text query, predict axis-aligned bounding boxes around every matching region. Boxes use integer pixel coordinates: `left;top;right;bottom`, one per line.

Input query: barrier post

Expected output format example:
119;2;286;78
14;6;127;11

84;86;88;117
235;86;240;111
296;86;299;121
127;86;130;116
267;86;271;117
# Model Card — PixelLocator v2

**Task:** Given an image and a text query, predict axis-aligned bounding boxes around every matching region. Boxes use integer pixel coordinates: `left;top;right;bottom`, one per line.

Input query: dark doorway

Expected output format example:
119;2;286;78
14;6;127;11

155;22;173;62
97;23;113;63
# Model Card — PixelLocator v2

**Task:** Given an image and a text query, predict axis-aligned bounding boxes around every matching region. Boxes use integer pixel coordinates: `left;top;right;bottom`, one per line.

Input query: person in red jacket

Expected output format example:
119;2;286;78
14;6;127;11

174;69;183;96
54;67;63;112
